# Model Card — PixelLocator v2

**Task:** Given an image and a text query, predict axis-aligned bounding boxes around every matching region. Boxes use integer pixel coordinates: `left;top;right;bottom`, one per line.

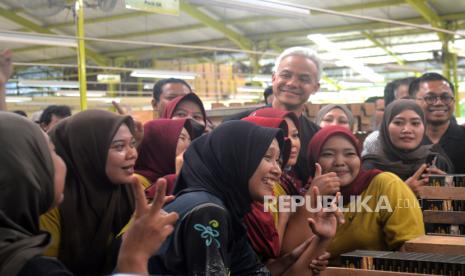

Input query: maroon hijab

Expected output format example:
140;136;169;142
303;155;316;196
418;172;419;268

250;107;300;134
161;93;207;127
250;107;303;193
135;119;194;194
307;126;381;205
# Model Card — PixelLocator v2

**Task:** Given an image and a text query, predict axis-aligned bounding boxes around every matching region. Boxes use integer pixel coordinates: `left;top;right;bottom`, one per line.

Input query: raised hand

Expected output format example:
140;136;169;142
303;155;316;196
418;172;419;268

175;151;185;175
310;251;330;275
112;100;144;147
308;187;344;240
117;177;179;274
405;164;428;197
308;163;341;196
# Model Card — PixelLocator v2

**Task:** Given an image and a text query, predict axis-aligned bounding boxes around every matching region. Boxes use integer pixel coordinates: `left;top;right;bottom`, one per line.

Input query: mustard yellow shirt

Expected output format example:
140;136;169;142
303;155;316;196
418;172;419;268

39;173;151;257
39;207;60;257
327;172;424;257
271;182;287;228
118;173;152;237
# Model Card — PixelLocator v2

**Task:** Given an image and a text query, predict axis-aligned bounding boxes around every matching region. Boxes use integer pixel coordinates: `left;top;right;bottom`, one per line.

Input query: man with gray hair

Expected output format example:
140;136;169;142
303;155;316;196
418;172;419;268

225;47;321;184
271;47;321;184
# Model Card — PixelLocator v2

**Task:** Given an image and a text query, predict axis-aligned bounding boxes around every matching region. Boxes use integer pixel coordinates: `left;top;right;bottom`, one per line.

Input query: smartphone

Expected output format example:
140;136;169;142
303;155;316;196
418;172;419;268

426;153;439;168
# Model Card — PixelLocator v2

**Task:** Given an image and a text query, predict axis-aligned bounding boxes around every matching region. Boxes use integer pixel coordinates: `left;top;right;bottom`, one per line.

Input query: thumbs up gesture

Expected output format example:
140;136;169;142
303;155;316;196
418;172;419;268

307;163;341;196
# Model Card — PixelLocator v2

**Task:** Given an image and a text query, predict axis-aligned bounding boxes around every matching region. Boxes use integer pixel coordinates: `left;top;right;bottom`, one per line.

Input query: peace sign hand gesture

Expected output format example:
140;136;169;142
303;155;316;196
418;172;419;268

117;177;179;274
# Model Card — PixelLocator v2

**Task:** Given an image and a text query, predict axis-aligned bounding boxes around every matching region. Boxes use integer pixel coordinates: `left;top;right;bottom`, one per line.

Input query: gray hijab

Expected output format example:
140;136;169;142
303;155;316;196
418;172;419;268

362;100;453;180
315;104;354;129
0;112;55;275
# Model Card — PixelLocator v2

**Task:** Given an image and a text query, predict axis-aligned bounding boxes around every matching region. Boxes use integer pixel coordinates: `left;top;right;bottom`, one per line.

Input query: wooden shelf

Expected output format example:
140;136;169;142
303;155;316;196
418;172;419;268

418;186;465;200
423;210;465;224
404;235;465;255
321;267;425;276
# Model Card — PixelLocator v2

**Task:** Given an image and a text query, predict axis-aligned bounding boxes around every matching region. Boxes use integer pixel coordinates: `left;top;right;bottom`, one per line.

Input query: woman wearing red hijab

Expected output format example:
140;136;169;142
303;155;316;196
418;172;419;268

307;126;424;258
251;107;303;193
242;113;331;274
134;119;196;196
161;93;208;133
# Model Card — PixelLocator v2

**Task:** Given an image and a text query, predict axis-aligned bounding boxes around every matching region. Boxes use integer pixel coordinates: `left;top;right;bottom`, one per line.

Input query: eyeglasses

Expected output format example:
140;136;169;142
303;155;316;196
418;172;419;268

417;94;454;105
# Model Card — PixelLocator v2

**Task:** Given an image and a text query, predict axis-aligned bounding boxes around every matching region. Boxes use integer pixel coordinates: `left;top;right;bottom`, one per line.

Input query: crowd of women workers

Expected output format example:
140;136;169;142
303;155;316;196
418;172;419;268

2;46;464;275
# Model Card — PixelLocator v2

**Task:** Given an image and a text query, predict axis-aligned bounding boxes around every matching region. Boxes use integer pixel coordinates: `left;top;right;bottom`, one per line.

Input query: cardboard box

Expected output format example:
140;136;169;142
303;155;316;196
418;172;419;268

211;103;225;109
363;103;376;116
349;104;363;116
306;103;320;117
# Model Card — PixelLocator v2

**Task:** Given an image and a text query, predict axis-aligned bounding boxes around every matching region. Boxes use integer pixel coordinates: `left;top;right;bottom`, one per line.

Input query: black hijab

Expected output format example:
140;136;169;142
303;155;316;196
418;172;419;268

362;100;453;180
49;109;135;275
174;120;285;239
0;112;54;275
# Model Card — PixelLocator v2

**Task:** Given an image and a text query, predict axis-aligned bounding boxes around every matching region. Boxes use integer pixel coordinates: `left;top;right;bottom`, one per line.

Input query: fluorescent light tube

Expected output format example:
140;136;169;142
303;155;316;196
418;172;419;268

88;97;121;103
55;90;106;97
0;31;77;47
251;75;272;82
237;86;264;93
18;80;79;88
308;34;384;83
5;97;32;103
131;70;197;80
187;0;310;18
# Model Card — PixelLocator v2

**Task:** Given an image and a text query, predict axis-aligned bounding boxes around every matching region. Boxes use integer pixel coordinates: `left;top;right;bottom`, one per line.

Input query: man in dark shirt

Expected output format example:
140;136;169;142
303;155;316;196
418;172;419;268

225;47;322;184
409;72;465;173
152;78;192;118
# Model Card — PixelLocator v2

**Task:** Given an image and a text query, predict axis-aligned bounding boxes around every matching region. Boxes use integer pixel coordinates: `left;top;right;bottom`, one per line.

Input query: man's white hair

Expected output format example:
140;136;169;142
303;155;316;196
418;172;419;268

273;47;323;81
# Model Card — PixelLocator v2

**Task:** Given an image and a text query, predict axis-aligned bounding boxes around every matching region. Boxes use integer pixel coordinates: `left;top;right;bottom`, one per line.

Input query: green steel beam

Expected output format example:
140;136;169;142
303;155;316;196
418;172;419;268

322;76;343;91
103;15;275;40
404;0;446;42
314;0;405;14
26;25;453;65
252;11;465;41
13;15;274;55
11;9;465;55
47;12;275;30
362;31;406;65
405;0;461;89
179;1;253;51
105;24;204;40
179;1;260;73
47;11;149;29
29;0;403;30
0;7;108;66
25;10;465;65
332;28;430;43
0;7;54;34
103;38;232;57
